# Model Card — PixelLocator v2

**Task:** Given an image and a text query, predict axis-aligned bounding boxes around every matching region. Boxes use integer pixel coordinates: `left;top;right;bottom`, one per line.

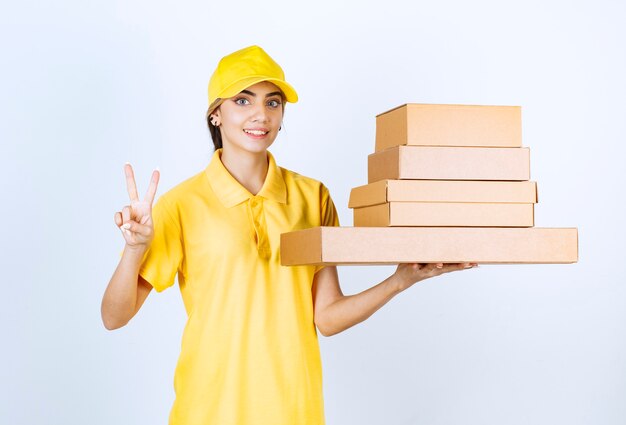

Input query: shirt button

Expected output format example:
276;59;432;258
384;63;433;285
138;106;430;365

250;197;258;207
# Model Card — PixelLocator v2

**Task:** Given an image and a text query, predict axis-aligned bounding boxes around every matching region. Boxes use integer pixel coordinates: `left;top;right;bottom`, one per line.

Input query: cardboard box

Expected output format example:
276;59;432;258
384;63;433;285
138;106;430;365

353;202;534;227
368;146;530;183
349;180;538;208
375;103;522;152
280;226;578;265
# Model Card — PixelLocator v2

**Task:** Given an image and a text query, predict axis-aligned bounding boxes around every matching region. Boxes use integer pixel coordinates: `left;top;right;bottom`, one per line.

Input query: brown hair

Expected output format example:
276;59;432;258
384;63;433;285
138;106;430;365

206;92;287;152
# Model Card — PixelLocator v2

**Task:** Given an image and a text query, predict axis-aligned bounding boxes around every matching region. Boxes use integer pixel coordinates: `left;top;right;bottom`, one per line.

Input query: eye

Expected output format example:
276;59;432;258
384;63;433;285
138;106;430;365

267;99;282;108
234;97;250;105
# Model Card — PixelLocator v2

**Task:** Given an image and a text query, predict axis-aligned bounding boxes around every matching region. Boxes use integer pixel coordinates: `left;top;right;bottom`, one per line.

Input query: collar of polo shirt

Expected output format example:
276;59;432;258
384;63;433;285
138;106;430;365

205;148;287;207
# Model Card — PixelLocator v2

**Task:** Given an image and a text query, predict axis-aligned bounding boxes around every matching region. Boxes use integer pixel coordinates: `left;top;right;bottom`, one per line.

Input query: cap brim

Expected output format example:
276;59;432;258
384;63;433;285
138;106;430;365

218;76;298;103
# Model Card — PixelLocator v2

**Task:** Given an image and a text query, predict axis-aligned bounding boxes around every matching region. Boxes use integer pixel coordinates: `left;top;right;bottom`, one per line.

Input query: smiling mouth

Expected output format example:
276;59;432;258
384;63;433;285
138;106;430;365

244;129;269;136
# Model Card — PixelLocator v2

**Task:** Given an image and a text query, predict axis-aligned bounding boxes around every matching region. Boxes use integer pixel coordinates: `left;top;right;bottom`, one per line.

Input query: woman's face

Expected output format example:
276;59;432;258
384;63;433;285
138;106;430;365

214;81;285;154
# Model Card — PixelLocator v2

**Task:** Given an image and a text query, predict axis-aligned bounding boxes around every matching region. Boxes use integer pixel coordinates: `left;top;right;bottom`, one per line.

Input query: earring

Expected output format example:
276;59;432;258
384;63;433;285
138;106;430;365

279;125;282;131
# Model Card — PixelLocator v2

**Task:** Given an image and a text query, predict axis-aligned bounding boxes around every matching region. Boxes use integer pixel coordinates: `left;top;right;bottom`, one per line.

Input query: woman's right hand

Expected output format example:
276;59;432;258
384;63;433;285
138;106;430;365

114;163;160;251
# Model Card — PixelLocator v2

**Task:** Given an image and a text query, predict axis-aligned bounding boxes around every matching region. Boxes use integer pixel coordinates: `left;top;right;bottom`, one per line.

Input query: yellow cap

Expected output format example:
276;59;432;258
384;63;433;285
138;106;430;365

208;45;298;110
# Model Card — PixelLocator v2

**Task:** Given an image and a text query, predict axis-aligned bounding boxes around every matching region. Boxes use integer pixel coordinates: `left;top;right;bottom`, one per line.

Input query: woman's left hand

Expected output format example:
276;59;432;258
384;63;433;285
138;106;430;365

393;262;478;292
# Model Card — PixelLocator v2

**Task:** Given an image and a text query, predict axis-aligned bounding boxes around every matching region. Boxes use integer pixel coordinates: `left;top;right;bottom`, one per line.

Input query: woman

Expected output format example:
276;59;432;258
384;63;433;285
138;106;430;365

101;45;477;425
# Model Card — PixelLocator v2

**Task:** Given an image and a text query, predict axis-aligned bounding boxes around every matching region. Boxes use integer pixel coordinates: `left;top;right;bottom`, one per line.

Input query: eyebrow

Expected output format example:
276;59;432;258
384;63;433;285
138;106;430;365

241;89;283;98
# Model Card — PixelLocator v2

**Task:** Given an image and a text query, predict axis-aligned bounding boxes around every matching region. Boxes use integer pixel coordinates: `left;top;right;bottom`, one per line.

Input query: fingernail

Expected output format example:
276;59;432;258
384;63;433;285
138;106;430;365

121;223;131;230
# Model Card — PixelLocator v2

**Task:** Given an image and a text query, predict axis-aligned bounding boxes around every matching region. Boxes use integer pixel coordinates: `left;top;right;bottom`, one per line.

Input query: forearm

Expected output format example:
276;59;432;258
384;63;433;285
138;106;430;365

318;273;407;337
101;246;146;330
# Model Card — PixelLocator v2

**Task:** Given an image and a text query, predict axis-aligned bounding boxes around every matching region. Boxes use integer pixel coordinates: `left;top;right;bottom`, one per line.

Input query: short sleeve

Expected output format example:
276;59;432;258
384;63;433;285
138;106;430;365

136;195;184;292
314;184;340;274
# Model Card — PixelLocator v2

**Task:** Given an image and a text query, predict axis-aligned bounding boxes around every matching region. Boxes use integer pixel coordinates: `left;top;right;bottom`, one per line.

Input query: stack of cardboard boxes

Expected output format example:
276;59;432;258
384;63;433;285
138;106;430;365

280;103;578;266
351;104;535;227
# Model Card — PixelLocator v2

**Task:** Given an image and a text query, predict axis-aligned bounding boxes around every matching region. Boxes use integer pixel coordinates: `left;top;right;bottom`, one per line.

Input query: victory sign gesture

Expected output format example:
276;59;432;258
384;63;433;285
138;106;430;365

114;163;160;250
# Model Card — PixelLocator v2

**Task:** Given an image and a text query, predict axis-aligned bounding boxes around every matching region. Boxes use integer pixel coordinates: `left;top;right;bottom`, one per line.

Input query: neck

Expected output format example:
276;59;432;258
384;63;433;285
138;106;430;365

219;145;269;195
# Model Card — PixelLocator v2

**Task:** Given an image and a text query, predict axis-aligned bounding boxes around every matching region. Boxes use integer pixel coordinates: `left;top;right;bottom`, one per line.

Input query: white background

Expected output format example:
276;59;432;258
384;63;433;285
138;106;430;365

2;0;625;424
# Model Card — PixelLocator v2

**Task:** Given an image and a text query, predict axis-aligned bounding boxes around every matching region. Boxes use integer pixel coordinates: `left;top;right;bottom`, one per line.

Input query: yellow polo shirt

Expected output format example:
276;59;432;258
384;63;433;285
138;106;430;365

135;148;339;425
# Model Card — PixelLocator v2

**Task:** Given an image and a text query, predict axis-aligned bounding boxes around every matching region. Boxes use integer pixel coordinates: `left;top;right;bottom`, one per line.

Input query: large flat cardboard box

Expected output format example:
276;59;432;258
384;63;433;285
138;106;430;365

349;180;538;208
375;103;522;152
353;202;534;227
368;146;530;183
280;227;578;265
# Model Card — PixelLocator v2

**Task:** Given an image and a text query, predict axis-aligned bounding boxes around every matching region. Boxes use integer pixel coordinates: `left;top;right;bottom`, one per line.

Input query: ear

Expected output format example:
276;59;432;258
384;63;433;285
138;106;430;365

210;108;222;126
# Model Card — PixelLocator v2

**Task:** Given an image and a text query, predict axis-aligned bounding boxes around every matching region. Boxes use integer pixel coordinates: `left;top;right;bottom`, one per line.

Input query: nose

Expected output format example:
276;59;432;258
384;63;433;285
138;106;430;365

250;102;269;123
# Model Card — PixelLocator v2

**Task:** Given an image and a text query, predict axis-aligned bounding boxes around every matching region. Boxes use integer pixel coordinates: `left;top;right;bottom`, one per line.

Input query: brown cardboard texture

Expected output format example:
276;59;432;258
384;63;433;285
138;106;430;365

368;146;530;183
280;227;578;265
349;180;538;208
375;103;522;152
353;202;534;227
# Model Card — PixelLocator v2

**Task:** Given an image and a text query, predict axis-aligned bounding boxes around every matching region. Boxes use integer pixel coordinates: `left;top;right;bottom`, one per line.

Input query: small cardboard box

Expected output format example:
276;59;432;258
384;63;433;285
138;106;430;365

280;226;578;265
375;103;522;152
349;180;538;208
353;202;534;227
368;146;530;183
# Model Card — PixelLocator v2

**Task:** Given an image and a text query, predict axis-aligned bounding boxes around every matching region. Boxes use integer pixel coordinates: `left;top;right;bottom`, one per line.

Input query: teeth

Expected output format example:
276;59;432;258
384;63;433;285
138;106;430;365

244;129;268;135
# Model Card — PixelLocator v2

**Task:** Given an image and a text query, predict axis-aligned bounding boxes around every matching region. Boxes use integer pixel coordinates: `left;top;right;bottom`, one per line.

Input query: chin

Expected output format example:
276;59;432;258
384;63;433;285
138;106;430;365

239;136;277;152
